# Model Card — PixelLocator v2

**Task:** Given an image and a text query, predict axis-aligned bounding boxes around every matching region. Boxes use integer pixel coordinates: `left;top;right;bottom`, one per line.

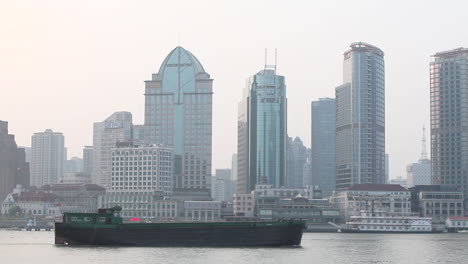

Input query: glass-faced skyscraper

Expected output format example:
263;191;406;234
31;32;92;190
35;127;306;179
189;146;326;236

311;98;336;196
237;66;287;194
144;46;213;192
335;42;385;189
430;48;468;199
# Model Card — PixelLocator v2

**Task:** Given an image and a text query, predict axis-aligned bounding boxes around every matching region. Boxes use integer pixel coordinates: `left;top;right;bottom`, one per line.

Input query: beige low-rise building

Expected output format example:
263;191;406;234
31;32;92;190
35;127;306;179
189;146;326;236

331;184;411;219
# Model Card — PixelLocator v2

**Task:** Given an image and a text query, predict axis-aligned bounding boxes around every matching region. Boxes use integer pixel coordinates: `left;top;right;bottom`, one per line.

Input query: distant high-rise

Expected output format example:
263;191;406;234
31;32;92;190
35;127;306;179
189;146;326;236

110;144;173;195
92;112;133;188
407;126;431;187
83;146;93;175
237;61;287;193
335;42;385;189
0;121;29;200
30;129;64;187
144;46;213;193
311;98;336;196
430;48;468;197
231;153;238;181
303;148;312;186
286;136;307;188
211;169;234;202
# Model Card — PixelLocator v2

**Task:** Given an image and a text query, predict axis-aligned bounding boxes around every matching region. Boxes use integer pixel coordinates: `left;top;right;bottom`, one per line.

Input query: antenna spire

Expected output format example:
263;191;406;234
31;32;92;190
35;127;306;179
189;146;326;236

420;125;428;160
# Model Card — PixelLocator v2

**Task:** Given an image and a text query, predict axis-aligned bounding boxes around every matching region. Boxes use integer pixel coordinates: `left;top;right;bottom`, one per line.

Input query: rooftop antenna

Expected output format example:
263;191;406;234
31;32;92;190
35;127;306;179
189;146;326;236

264;48;268;70
420;125;428;160
274;48;277;73
178;32;181;46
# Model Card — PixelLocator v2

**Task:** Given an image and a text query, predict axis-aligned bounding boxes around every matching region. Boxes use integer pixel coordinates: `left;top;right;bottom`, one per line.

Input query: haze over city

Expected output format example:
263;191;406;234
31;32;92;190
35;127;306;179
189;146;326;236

1;0;467;179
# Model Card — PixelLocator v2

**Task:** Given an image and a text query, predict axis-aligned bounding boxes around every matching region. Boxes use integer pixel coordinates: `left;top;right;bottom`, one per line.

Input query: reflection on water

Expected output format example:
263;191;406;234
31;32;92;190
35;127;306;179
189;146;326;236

1;231;468;264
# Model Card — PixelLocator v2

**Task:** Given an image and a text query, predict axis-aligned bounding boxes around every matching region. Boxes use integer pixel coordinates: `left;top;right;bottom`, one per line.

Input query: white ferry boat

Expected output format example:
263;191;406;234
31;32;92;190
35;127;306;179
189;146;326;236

340;211;434;233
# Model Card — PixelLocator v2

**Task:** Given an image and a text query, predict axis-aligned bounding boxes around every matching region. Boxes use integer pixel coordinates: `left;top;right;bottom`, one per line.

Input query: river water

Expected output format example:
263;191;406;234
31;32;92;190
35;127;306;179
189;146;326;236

1;230;467;264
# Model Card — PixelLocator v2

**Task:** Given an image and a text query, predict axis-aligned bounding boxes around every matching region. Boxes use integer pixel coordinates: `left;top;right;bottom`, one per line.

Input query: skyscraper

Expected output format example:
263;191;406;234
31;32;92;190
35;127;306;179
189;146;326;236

430;48;468;198
311;98;336;197
0;121;29;200
144;46;213;193
286;136;307;188
30;129;65;187
335;42;385;189
92;111;133;188
237;63;287;194
83;146;93;176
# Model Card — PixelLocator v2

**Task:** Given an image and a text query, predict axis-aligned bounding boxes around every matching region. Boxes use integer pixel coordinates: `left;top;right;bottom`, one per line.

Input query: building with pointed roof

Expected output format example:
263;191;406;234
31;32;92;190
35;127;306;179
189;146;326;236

144;47;213;197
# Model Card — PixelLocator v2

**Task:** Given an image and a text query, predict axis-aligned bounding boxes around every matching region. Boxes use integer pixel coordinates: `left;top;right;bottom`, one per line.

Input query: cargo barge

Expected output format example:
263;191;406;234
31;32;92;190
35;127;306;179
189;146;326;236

55;206;305;246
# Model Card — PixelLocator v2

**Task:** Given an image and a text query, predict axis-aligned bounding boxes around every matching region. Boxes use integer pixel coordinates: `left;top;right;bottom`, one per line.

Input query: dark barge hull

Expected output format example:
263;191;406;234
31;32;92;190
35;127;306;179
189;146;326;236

55;221;305;247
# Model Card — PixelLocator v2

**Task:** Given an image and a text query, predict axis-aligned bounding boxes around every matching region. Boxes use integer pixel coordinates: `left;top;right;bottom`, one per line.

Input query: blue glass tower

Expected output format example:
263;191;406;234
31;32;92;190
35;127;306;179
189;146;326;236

144;47;213;192
311;98;336;196
237;66;287;193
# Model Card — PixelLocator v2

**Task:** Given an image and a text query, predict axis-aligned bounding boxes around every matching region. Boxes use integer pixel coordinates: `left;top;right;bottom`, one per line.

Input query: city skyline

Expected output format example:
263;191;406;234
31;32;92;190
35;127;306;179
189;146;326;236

2;1;467;180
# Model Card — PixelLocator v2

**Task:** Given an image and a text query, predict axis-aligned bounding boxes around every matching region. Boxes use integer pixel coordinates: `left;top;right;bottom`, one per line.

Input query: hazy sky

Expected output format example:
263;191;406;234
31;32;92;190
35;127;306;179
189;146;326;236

1;0;467;179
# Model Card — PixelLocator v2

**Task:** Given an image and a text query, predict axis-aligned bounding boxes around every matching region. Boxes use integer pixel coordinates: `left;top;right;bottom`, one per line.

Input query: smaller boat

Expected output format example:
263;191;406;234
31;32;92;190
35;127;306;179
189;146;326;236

339;210;435;233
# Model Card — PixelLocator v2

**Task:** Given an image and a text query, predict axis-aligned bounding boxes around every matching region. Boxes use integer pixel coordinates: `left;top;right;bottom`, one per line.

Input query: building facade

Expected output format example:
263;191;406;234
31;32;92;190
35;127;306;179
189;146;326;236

110;144;173;196
335;42;385;189
410;185;464;223
30;129;65;188
82;146;93;176
237;65;287;194
430;48;468;205
286;136;307;188
311;98;336;196
99;190;179;220
144;46;213;195
332;184;410;219
0;121;29;200
92;112;133;189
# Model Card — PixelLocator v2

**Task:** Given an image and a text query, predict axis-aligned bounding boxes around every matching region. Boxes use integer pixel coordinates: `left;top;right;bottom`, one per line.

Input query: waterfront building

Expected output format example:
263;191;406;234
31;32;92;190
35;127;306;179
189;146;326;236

410;185;464;223
110;144;173;196
407;126;431;187
311;98;336;196
83;146;93;176
211;169;234;202
30;129;65;188
233;193;255;217
41;183;105;214
92;111;133;189
256;196;342;227
144;46;213;196
335;42;385;189
331;184;410;219
287;137;307;188
237;62;287;194
430;48;468;203
1;183;105;216
98;190;179;220
0;121;30;200
1;190;58;216
184;201;222;221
